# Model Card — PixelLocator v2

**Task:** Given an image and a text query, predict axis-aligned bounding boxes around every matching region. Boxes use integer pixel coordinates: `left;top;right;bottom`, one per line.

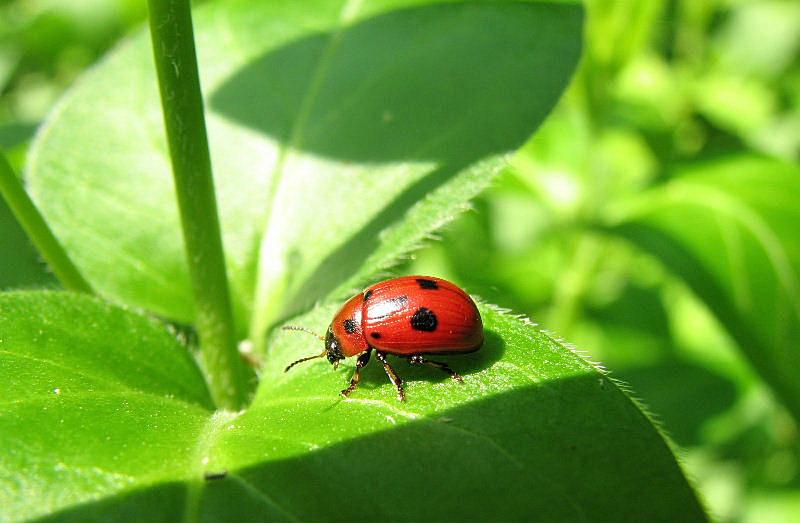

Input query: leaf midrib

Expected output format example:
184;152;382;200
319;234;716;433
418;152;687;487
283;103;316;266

183;410;242;523
248;0;364;347
227;473;302;522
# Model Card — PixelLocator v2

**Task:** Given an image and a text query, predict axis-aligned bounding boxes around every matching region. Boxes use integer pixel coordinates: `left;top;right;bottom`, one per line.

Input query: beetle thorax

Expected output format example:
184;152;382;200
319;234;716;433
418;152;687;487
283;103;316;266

329;293;371;357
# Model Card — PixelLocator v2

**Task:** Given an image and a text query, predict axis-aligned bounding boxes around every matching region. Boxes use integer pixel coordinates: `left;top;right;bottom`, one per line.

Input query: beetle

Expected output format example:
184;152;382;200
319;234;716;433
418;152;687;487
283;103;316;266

284;276;483;401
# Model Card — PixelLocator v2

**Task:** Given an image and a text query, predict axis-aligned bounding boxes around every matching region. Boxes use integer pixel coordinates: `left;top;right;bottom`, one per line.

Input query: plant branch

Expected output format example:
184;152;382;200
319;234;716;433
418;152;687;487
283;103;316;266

147;0;254;409
0;151;93;293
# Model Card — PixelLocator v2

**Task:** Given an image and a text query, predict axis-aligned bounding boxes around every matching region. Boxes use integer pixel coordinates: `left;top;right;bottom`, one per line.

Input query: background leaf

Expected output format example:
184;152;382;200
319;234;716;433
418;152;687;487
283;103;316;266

607;155;800;420
0;197;54;290
0;155;54;290
26;0;583;342
0;291;705;522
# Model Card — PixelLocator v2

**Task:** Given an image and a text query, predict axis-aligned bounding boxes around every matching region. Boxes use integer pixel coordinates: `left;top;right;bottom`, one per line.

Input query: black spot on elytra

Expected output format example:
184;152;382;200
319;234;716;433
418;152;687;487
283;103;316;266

343;318;357;334
370;332;381;339
416;278;439;289
411;307;437;332
364;290;373;300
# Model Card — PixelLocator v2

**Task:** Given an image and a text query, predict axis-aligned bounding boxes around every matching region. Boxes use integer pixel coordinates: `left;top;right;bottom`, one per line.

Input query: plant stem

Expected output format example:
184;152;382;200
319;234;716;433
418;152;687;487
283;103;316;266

147;0;253;409
0;151;93;293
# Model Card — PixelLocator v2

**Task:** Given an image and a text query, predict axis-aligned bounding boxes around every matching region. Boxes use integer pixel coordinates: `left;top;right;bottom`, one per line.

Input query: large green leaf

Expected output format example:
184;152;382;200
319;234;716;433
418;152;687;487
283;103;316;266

26;0;583;342
0;291;706;522
608;155;800;419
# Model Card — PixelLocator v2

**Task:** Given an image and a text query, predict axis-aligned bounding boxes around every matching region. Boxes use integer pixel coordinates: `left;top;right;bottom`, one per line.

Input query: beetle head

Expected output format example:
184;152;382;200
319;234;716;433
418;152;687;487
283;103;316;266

324;325;345;369
282;324;344;372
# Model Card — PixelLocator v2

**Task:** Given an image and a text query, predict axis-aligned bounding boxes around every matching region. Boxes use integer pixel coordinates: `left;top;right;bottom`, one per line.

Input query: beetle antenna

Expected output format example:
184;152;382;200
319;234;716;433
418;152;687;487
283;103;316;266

285;350;328;372
282;325;325;341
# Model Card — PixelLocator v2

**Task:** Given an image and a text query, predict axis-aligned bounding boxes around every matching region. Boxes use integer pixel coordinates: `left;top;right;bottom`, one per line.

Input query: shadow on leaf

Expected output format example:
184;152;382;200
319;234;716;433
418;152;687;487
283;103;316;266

210;2;580;164
33;373;704;523
0;199;56;290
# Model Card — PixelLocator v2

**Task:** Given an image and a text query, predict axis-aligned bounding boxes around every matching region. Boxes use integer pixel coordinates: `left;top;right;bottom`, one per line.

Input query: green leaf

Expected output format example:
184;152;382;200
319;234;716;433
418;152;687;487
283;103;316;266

607;155;800;420
0;155;55;290
0;198;55;289
26;0;583;342
1;291;706;522
0;291;213;521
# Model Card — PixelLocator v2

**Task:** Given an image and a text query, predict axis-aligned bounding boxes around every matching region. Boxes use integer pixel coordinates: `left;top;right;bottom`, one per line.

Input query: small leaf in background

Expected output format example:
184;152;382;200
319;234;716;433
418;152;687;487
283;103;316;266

0;292;705;522
0;198;54;289
26;0;583;342
608;155;800;421
0;158;55;290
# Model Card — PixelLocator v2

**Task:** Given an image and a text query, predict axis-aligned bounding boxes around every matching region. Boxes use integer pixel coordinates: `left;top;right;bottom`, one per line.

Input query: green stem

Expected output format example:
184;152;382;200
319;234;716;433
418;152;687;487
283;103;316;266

0;151;93;293
147;0;253;409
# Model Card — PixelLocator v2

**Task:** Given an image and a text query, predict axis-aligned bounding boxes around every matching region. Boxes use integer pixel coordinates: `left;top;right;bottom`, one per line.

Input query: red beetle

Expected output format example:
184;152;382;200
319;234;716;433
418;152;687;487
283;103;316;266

284;276;483;401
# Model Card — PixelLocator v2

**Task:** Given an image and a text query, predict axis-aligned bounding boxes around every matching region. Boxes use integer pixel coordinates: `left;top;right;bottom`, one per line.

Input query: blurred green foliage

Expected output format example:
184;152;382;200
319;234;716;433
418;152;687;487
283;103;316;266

1;0;799;521
0;0;146;288
0;0;147;149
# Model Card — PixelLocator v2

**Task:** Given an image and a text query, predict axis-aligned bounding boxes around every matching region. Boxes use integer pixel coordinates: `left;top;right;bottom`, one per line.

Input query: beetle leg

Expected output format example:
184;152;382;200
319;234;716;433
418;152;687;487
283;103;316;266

341;348;373;398
408;354;463;382
376;351;406;401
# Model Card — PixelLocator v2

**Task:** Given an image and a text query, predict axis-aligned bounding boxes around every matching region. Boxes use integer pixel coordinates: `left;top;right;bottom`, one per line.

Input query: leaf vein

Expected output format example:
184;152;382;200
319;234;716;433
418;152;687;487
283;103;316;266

228;473;302;522
249;0;364;346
